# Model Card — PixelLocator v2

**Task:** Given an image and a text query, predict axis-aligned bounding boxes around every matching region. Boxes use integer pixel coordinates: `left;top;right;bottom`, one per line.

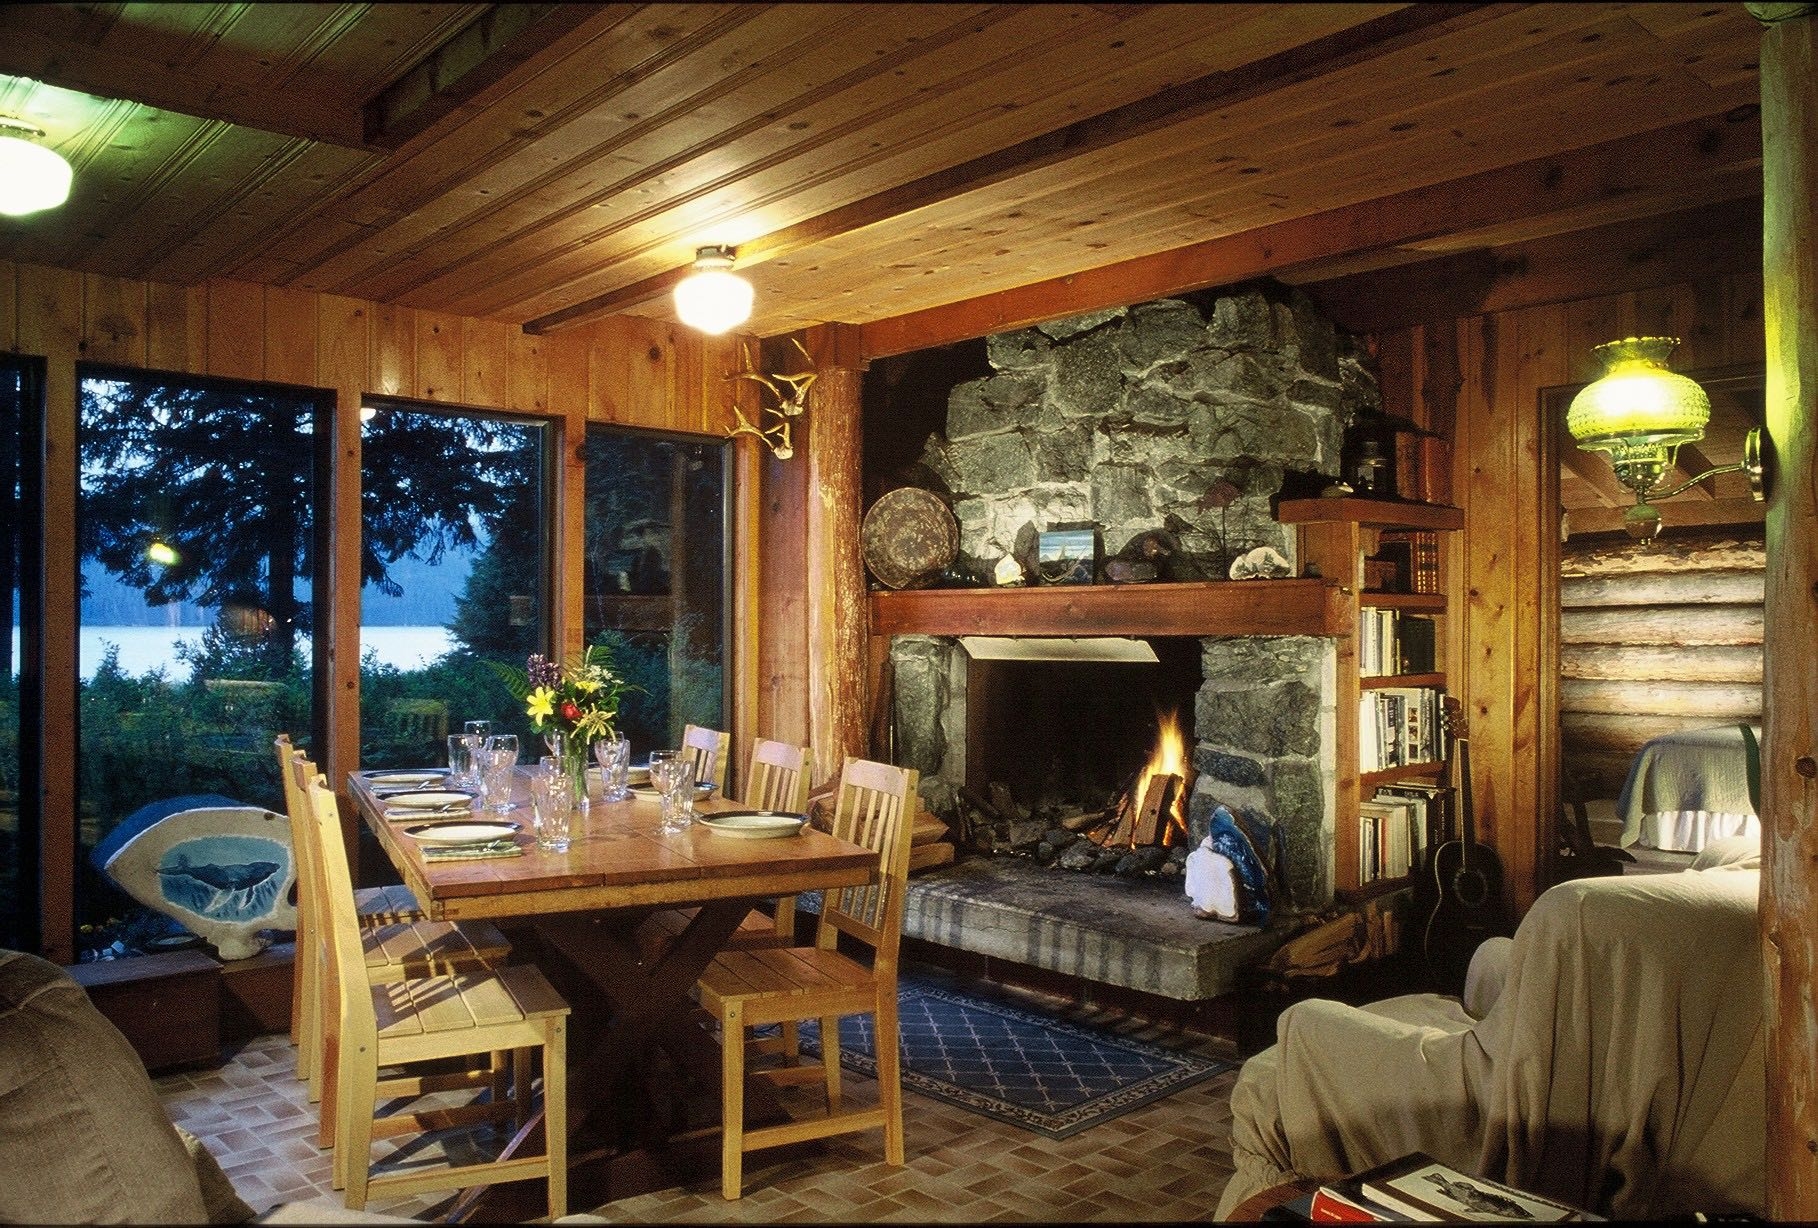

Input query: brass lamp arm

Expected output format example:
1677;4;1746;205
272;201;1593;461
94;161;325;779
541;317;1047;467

1647;425;1766;502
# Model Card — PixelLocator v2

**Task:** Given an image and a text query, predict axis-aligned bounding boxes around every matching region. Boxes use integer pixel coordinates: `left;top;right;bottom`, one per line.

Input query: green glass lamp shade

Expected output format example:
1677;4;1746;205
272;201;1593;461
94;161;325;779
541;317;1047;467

1566;337;1710;450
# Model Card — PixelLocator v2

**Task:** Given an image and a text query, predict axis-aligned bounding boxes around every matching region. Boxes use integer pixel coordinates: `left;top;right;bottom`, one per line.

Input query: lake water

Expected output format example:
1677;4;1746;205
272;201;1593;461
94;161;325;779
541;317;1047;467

9;626;458;680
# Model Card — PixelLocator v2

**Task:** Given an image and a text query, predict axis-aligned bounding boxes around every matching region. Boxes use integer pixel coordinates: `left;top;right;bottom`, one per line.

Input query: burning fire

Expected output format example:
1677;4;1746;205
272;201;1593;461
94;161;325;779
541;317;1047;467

1135;710;1191;845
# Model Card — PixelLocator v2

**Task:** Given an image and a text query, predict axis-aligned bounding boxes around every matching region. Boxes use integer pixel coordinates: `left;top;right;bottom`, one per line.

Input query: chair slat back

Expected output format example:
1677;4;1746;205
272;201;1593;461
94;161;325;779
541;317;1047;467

293;752;378;1054
742;739;810;813
274;735;323;948
682;724;731;791
820;757;918;965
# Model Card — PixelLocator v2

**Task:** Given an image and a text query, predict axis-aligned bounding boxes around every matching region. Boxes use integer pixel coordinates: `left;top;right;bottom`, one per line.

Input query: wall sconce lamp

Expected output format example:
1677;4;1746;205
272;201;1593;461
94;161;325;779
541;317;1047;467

1566;336;1765;540
673;245;754;334
0;117;73;217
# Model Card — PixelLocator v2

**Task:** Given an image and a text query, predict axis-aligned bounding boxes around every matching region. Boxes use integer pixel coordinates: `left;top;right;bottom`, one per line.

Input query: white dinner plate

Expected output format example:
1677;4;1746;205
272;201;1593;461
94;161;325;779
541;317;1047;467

630;782;715;801
402;820;520;846
364;770;446;786
698;810;808;839
626;766;651;786
381;790;475;810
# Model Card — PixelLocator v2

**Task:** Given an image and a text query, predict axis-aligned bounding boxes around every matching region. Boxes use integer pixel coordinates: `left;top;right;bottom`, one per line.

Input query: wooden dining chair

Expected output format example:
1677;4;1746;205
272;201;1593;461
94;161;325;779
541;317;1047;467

299;760;570;1215
274;736;511;1142
695;755;918;1200
277;734;421;1078
682;723;732;793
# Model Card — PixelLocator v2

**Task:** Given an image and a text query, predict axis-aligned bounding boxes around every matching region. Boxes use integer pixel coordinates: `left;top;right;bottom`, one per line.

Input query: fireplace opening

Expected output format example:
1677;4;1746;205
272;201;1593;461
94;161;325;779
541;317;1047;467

963;636;1203;818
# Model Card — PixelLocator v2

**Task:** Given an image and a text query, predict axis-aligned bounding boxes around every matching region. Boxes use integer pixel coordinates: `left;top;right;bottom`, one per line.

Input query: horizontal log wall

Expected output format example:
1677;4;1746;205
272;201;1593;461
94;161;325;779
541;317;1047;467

1;260;745;962
1559;535;1765;800
1368;224;1764;913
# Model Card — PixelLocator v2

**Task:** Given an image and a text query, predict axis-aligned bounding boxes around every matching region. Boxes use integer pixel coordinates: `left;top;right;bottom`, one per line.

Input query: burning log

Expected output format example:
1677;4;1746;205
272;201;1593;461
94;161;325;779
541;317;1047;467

1130;773;1180;847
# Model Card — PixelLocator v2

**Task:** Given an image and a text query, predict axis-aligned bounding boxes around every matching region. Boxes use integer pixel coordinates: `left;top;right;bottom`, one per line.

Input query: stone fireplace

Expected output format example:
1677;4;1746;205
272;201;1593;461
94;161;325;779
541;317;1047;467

878;282;1377;917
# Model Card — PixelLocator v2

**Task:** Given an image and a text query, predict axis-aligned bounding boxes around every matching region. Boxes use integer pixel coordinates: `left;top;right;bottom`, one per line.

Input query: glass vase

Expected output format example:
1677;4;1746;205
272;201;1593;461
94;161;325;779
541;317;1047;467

561;737;592;814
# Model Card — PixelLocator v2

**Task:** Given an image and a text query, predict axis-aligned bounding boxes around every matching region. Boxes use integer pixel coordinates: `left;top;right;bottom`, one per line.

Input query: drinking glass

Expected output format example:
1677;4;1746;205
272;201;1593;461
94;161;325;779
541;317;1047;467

544;729;566;761
464;719;492;739
659;758;695;835
477;737;518;815
646;750;683;830
446;733;482;790
528;766;572;853
593;736;631;802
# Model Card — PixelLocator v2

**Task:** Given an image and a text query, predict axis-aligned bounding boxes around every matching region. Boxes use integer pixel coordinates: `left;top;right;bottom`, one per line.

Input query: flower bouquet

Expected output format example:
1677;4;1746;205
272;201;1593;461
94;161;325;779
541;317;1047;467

500;643;631;806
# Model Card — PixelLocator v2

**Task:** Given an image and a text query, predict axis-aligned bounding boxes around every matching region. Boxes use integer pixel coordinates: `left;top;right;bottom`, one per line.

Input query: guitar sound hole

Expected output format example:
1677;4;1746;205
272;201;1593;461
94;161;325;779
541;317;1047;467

1452;870;1488;909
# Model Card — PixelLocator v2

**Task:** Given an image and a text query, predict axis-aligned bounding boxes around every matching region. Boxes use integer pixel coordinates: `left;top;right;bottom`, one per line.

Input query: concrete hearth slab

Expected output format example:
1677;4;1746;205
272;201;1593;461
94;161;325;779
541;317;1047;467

902;855;1288;1001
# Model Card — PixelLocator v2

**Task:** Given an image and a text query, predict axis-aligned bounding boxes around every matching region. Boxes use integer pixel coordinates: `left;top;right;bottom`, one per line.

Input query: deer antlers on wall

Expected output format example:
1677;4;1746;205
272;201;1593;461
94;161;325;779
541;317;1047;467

728;336;816;460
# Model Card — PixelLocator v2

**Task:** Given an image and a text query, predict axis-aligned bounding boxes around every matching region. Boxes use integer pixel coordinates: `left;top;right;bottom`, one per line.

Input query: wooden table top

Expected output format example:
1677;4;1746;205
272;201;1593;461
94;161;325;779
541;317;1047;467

349;769;876;922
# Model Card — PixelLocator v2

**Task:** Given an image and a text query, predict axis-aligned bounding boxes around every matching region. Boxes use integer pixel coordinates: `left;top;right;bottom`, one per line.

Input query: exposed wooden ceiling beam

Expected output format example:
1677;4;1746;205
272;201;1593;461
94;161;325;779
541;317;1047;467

520;2;1508;334
856;108;1761;359
0;15;371;148
1564;496;1765;539
1560;431;1639;509
362;4;604;150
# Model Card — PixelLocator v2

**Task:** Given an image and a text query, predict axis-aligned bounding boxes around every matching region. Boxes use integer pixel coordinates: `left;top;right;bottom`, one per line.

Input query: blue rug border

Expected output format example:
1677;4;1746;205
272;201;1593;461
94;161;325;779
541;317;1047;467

798;975;1232;1140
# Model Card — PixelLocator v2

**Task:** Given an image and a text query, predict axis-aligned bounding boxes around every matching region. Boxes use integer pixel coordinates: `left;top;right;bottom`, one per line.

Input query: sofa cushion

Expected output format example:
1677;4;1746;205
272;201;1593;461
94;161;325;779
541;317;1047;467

0;949;209;1224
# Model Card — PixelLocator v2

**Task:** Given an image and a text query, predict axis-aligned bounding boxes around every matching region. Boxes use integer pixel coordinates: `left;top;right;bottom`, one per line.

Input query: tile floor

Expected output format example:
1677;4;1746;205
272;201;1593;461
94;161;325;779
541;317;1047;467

154;971;1244;1223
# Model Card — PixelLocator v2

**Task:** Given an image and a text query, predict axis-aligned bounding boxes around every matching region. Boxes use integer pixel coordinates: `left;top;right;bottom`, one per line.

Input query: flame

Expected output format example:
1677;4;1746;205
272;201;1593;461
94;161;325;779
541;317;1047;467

1134;711;1191;846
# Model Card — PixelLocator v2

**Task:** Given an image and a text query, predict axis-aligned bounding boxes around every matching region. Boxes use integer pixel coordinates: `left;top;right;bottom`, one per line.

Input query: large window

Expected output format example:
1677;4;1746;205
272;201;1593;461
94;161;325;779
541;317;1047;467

357;402;551;770
3;358;43;953
582;427;728;762
75;369;325;955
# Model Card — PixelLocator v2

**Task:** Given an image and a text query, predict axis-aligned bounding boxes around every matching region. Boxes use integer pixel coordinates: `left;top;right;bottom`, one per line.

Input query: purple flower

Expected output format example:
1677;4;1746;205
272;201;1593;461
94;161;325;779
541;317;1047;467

526;653;561;690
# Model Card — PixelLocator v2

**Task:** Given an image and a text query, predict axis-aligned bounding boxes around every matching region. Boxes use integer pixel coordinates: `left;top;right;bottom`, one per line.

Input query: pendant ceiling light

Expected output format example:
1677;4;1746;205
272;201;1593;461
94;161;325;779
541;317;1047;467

673;245;753;334
0;118;72;217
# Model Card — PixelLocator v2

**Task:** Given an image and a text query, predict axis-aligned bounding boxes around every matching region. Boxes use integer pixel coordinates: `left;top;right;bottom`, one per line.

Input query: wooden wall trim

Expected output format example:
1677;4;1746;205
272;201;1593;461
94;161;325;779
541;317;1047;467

1759;11;1818;1217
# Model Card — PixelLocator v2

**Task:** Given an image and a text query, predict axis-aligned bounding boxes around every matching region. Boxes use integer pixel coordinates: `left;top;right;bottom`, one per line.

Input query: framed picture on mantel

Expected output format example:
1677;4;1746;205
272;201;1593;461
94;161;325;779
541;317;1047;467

1036;527;1096;585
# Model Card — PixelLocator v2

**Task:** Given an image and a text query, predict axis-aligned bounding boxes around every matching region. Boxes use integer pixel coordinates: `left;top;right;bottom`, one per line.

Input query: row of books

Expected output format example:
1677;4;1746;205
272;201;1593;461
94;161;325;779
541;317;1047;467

1358;686;1442;773
1306;1151;1598;1222
1368;531;1443;595
1358;608;1437;677
1357;783;1450;886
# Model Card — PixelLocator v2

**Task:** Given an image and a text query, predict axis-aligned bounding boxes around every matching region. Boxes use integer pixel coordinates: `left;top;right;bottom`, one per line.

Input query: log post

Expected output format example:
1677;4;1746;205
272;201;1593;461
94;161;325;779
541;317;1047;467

801;323;869;787
1757;3;1818;1216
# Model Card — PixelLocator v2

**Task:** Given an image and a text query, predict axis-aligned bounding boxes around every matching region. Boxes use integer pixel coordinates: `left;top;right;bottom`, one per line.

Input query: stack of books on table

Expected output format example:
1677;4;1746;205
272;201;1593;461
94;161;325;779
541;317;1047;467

1302;1153;1600;1222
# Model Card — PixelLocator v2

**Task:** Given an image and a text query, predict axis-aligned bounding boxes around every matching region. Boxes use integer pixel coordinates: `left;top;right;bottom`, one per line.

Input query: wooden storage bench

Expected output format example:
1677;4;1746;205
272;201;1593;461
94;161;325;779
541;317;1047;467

64;949;222;1071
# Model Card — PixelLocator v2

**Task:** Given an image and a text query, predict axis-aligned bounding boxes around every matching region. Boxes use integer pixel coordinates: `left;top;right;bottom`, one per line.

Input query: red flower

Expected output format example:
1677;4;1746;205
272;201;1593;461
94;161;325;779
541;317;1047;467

560;700;582;722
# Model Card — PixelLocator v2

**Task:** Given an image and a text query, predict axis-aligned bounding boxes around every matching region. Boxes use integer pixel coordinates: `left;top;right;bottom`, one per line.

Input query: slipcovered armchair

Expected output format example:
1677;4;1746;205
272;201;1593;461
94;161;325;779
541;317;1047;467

1215;839;1766;1221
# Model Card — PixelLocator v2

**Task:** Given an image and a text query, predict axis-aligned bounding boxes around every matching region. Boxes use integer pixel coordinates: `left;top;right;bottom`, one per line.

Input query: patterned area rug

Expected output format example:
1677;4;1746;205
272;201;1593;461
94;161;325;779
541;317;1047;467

794;976;1230;1139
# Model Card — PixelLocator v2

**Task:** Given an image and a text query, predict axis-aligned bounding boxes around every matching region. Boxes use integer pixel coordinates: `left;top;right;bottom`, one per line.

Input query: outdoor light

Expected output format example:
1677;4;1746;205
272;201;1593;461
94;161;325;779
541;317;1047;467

1566;336;1764;540
673;245;753;334
0;118;73;217
146;540;179;567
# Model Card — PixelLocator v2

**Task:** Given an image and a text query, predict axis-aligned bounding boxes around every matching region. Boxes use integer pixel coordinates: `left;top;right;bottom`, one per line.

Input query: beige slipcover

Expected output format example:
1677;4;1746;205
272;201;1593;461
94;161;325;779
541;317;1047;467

1215;865;1766;1220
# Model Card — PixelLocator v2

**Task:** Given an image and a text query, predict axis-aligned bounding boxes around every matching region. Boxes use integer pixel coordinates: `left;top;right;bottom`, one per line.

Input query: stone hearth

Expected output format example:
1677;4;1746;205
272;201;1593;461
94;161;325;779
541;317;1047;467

902;856;1286;1001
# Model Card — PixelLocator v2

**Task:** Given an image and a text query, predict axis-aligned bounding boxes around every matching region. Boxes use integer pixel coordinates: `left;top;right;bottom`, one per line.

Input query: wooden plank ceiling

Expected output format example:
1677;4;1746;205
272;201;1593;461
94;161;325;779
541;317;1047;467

0;2;1763;347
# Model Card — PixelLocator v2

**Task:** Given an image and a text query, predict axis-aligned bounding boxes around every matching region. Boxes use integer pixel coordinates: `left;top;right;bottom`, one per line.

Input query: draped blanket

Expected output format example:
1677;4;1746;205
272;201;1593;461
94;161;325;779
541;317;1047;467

1215;867;1765;1220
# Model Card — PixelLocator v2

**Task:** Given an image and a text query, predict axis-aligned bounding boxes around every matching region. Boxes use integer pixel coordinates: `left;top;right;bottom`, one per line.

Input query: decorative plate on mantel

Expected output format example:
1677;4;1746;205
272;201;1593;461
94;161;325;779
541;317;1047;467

862;487;958;589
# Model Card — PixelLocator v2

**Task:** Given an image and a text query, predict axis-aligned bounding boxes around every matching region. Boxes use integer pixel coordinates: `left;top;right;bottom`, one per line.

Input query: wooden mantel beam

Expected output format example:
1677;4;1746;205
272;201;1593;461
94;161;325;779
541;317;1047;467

858;108;1762;360
520;3;1502;335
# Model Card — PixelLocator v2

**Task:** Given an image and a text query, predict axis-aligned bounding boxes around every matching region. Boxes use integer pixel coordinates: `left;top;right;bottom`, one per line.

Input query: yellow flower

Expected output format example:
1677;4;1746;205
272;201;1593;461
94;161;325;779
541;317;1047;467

575;677;601;694
526;686;556;721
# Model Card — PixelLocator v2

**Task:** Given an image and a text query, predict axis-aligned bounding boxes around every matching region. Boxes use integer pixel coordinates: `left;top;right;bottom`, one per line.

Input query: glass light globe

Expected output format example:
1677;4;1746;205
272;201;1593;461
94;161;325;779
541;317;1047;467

0;132;73;217
673;248;753;334
1566;337;1709;447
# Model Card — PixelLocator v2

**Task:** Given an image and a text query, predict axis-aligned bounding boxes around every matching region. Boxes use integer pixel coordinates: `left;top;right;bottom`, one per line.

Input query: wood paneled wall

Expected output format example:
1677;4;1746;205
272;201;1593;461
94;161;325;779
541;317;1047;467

1;260;745;961
1373;263;1765;912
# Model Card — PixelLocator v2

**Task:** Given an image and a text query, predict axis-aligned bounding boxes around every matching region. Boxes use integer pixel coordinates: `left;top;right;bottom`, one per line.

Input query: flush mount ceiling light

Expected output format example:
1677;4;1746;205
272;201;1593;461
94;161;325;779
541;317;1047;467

1566;336;1765;540
673;245;753;334
0;117;73;217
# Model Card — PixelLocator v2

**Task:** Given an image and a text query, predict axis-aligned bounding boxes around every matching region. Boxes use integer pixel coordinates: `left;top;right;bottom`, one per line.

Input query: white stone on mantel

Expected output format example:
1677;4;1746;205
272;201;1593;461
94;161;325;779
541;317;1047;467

903;856;1288;1001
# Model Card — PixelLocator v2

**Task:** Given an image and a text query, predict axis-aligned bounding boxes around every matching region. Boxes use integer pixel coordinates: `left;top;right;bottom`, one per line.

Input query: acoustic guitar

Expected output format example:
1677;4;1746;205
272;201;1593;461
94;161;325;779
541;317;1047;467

1422;697;1507;994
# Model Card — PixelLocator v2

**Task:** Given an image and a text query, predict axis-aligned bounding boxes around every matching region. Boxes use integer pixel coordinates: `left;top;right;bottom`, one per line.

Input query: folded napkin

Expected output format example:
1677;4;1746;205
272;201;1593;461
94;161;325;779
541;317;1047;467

422;840;522;862
384;805;472;821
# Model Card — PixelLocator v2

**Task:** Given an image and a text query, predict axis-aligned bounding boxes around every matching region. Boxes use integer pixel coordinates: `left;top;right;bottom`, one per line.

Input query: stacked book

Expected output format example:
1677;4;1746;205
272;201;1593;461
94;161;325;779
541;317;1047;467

1307;1152;1600;1222
1359;608;1438;677
1356;784;1447;885
1358;687;1442;772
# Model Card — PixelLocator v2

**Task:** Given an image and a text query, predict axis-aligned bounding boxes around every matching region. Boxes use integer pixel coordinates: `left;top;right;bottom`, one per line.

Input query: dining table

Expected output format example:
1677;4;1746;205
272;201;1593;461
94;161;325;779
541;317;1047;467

347;765;877;1214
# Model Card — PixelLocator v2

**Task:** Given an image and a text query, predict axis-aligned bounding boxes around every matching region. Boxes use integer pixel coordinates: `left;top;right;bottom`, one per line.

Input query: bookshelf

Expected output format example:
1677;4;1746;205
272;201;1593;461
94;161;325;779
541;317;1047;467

1277;497;1462;901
